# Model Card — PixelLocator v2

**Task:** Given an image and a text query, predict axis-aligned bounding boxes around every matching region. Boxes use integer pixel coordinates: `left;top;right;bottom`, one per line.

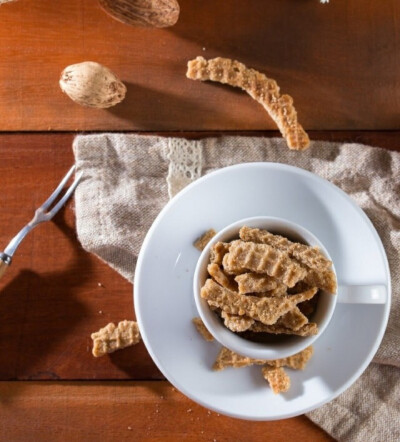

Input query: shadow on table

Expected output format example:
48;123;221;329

0;211;90;395
109;343;164;381
170;0;323;75
107;82;246;129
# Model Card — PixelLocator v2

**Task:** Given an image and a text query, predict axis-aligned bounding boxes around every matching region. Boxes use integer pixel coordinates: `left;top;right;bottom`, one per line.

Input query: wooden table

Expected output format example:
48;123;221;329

0;0;399;440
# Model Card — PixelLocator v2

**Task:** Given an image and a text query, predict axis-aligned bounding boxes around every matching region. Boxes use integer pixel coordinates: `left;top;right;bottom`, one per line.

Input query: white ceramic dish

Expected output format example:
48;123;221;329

135;163;391;421
194;216;338;361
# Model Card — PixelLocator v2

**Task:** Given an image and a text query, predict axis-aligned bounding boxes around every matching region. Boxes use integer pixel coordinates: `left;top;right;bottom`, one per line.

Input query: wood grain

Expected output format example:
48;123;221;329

0;133;155;381
0;0;399;131
0;381;334;441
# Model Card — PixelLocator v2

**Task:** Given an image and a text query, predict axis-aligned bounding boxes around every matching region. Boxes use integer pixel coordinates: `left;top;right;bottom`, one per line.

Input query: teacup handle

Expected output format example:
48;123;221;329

338;284;387;304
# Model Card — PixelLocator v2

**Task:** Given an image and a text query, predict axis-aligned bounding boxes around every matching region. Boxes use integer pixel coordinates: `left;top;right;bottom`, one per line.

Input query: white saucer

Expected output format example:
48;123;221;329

134;163;391;421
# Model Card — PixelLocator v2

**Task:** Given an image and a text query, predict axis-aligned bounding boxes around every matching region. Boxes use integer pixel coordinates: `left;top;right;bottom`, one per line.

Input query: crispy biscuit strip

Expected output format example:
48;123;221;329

304;269;337;294
222;253;246;275
201;279;317;325
221;298;307;330
250;321;318;336
298;295;318;317
223;240;306;287
261;285;289;298
221;311;254;332
220;310;308;332
213;346;313;371
278;306;308;331
210;242;230;265
262;366;291;394
240;227;337;293
192;317;214;342
239;226;332;272
186;57;310;151
91;320;141;357
208;263;238;292
194;229;216;251
213;347;265;371
235;272;282;294
267;345;314;370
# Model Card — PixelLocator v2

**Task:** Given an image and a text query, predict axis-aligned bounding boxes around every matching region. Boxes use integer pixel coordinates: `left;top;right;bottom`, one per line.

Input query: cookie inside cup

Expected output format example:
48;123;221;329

194;217;338;360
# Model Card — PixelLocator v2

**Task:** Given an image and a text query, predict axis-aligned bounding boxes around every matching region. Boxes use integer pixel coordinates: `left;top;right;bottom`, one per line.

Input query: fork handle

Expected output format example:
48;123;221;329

0;253;11;281
0;259;8;280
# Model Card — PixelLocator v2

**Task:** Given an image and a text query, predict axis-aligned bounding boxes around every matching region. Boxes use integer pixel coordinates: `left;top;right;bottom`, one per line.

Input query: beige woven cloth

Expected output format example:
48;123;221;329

73;134;400;441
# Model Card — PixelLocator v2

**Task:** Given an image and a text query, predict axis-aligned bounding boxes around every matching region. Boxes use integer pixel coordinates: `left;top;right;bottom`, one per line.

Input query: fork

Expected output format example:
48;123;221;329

0;165;82;280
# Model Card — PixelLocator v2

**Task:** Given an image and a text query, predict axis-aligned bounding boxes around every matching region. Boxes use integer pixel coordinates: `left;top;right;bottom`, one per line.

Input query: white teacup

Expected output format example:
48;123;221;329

193;216;387;360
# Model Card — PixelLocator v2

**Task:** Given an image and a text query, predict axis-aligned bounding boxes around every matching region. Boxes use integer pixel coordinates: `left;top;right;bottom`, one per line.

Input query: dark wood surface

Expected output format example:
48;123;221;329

0;382;333;442
0;0;400;131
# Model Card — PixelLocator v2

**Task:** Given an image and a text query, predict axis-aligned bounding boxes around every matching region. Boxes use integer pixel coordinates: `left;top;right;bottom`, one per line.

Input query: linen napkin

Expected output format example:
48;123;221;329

73;134;400;442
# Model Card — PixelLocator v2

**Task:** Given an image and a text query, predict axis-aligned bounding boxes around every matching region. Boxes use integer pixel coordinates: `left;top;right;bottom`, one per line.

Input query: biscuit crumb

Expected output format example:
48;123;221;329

208;263;237;291
221;311;254;332
210;242;230;265
194;229;217;251
91;320;141;357
213;346;313;372
192;317;214;341
279;306;308;331
266;345;314;370
213;347;265;371
262;366;291;394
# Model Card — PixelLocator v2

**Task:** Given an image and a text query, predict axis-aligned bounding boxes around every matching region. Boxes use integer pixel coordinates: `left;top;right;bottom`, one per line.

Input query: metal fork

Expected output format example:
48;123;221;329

0;165;82;280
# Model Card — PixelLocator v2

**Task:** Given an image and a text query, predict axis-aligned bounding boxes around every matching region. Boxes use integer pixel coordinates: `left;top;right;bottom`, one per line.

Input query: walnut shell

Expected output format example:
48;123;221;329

98;0;180;28
59;61;127;109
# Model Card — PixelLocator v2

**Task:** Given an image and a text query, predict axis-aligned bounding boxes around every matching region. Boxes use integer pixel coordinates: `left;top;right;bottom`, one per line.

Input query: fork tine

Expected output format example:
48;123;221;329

46;172;83;220
41;165;76;211
1;167;83;261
